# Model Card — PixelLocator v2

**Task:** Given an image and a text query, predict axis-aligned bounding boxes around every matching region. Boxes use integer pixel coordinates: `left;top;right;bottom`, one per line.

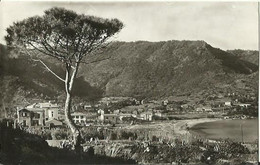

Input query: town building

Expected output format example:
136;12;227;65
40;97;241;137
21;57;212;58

71;112;87;125
154;111;162;117
100;114;118;124
85;112;98;122
180;104;189;109
162;100;169;106
98;109;105;115
203;107;213;112
26;102;60;121
224;101;232;106
83;104;92;111
17;108;45;127
196;107;203;113
113;109;121;114
140;111;153;121
99;112;133;124
233;103;251;108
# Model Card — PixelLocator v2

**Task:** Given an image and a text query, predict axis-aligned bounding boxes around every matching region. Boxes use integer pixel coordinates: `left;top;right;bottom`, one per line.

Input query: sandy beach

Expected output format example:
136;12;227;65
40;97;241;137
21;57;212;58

124;118;222;139
173;118;222;135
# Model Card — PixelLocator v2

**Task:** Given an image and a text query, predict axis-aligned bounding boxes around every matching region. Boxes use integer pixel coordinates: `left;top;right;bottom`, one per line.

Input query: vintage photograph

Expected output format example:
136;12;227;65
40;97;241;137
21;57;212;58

0;1;259;164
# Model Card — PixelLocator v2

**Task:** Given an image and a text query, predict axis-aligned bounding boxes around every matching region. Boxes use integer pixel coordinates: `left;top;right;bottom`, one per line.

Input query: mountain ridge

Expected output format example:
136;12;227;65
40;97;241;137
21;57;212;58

78;40;258;98
0;40;258;103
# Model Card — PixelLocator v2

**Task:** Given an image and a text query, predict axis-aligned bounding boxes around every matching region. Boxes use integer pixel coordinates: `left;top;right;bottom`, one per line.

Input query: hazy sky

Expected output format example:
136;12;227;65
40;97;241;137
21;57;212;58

0;1;258;50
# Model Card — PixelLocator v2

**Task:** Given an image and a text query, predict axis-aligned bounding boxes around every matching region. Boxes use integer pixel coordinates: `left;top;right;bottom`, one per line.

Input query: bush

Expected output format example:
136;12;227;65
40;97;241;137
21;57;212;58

0;121;136;164
42;131;52;140
118;131;137;140
53;129;71;140
81;127;105;141
109;132;117;140
207;114;215;118
219;141;250;158
151;136;157;142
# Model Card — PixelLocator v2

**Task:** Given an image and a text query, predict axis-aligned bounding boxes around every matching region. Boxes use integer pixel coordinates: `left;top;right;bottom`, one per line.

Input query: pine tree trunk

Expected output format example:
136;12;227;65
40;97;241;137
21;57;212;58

64;91;80;149
64;62;82;154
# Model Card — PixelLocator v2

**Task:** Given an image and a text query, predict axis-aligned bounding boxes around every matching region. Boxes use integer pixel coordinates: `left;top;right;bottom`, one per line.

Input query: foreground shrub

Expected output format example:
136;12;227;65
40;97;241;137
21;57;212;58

53;129;72;140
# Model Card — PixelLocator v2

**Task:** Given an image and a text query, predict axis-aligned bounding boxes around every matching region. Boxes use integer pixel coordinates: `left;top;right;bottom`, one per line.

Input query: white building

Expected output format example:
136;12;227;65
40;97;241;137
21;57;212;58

71;112;87;125
26;102;60;121
224;101;232;106
140;112;153;121
203;107;213;112
234;103;251;108
196;107;203;112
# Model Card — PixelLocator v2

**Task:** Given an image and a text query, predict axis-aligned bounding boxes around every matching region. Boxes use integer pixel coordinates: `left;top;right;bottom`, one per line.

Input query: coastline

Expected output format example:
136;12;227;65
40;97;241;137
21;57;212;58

173;118;222;135
175;118;258;143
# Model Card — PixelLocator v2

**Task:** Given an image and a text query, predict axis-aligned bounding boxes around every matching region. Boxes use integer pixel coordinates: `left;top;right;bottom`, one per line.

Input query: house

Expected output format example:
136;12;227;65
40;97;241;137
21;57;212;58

26;102;60;121
30;108;45;126
71;112;87;125
153;110;163;117
17;108;45;127
85;112;98;122
154;112;162;117
45;108;59;121
113;109;121;114
196;107;203;113
17;109;31;127
214;98;232;107
84;104;92;110
181;104;189;109
203;107;213;112
140;111;153;121
100;114;118;124
98;109;105;115
224;101;232;106
162;100;169;106
234;103;251;108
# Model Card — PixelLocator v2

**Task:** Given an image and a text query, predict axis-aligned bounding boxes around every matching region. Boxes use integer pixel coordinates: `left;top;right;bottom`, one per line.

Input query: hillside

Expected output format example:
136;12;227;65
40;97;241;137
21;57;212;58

227;49;259;65
79;41;258;98
0;40;258;103
0;44;103;105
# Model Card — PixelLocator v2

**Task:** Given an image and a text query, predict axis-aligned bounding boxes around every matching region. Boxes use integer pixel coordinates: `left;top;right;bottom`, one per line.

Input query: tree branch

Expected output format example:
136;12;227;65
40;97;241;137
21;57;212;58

69;62;79;92
31;59;66;82
65;64;71;94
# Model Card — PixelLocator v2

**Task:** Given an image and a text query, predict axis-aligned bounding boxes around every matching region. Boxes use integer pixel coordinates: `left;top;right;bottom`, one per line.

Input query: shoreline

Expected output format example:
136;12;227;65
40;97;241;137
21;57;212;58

174;118;258;143
173;118;222;135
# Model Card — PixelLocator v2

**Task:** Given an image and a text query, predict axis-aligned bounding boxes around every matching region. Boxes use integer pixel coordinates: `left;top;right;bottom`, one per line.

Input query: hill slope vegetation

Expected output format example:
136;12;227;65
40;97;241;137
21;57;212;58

0;40;258;102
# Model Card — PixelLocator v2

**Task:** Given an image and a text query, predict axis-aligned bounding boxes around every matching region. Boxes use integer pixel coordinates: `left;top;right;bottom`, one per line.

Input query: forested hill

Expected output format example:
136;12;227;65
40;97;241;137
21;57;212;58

79;41;258;98
0;40;258;103
227;49;259;65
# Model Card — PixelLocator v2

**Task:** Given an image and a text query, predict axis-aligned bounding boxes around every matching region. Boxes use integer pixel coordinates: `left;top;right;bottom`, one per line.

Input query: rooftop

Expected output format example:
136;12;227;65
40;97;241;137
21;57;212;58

26;102;60;109
71;112;87;116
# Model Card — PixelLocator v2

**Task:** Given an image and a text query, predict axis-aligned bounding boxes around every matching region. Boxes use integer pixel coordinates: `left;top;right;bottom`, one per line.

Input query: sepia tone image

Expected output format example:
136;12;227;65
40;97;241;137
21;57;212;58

0;1;259;164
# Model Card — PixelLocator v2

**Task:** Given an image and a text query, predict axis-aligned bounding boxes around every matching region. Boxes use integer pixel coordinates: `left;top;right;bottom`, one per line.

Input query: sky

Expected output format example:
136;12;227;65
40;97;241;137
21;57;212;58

0;1;258;50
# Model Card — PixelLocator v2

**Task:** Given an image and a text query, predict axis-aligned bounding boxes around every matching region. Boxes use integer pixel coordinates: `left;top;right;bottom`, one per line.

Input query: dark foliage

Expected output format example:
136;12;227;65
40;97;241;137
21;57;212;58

206;45;258;74
0;120;136;164
228;49;259;65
